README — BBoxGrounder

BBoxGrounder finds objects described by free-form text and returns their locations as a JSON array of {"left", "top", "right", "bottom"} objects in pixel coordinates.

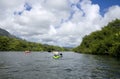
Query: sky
[{"left": 0, "top": 0, "right": 120, "bottom": 47}]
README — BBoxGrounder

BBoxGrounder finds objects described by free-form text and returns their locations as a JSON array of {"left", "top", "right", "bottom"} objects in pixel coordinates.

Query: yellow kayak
[{"left": 53, "top": 55, "right": 60, "bottom": 59}]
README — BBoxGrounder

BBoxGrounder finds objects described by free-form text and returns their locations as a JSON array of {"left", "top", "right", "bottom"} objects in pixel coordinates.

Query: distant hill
[
  {"left": 0, "top": 28, "right": 15, "bottom": 38},
  {"left": 0, "top": 28, "right": 67, "bottom": 51}
]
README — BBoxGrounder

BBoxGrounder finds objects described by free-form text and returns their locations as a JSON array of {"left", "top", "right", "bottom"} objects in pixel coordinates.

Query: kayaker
[
  {"left": 52, "top": 51, "right": 62, "bottom": 59},
  {"left": 25, "top": 50, "right": 31, "bottom": 54},
  {"left": 52, "top": 51, "right": 59, "bottom": 55}
]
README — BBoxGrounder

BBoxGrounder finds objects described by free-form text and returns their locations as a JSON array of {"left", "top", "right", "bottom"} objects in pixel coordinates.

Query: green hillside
[
  {"left": 0, "top": 28, "right": 65, "bottom": 51},
  {"left": 0, "top": 36, "right": 65, "bottom": 51},
  {"left": 73, "top": 19, "right": 120, "bottom": 57}
]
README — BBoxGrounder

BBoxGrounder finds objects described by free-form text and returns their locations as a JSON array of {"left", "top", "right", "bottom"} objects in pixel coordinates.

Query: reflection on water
[{"left": 0, "top": 52, "right": 120, "bottom": 79}]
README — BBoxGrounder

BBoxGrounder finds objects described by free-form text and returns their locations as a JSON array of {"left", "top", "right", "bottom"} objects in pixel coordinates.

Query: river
[{"left": 0, "top": 52, "right": 120, "bottom": 79}]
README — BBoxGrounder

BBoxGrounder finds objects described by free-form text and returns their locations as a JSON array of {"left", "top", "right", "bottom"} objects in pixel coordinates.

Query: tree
[{"left": 73, "top": 19, "right": 120, "bottom": 57}]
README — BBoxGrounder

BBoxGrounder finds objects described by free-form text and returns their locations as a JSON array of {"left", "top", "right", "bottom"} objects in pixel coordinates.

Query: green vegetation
[
  {"left": 73, "top": 19, "right": 120, "bottom": 57},
  {"left": 0, "top": 36, "right": 65, "bottom": 51}
]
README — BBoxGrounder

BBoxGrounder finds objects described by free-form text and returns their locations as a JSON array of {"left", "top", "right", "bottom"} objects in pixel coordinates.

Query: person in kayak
[
  {"left": 52, "top": 51, "right": 59, "bottom": 55},
  {"left": 52, "top": 51, "right": 62, "bottom": 59}
]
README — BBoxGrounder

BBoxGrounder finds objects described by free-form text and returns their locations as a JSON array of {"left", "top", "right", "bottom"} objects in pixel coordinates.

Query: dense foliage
[
  {"left": 73, "top": 19, "right": 120, "bottom": 57},
  {"left": 0, "top": 36, "right": 65, "bottom": 51}
]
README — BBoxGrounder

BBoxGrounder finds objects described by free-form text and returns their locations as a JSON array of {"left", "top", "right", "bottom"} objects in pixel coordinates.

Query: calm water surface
[{"left": 0, "top": 52, "right": 120, "bottom": 79}]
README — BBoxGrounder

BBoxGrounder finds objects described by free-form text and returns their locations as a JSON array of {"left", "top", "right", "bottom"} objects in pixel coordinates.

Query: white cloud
[
  {"left": 49, "top": 25, "right": 57, "bottom": 35},
  {"left": 43, "top": 0, "right": 69, "bottom": 11},
  {"left": 0, "top": 0, "right": 120, "bottom": 47},
  {"left": 101, "top": 5, "right": 120, "bottom": 26}
]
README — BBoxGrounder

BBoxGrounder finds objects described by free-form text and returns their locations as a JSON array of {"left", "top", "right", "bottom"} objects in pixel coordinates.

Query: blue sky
[
  {"left": 14, "top": 2, "right": 32, "bottom": 15},
  {"left": 0, "top": 0, "right": 120, "bottom": 47},
  {"left": 92, "top": 0, "right": 120, "bottom": 16}
]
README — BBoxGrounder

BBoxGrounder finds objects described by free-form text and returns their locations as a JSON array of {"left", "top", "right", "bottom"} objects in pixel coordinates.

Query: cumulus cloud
[
  {"left": 101, "top": 5, "right": 120, "bottom": 26},
  {"left": 0, "top": 0, "right": 120, "bottom": 47}
]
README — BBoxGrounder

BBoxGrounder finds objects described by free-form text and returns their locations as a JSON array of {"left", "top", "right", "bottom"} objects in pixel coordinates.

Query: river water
[{"left": 0, "top": 52, "right": 120, "bottom": 79}]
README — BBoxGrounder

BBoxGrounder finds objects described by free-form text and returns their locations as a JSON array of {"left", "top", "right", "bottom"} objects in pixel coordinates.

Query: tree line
[
  {"left": 73, "top": 19, "right": 120, "bottom": 57},
  {"left": 0, "top": 36, "right": 65, "bottom": 51}
]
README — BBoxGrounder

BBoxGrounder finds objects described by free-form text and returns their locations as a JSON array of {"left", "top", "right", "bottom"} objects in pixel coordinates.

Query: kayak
[
  {"left": 53, "top": 55, "right": 61, "bottom": 59},
  {"left": 25, "top": 50, "right": 31, "bottom": 53}
]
